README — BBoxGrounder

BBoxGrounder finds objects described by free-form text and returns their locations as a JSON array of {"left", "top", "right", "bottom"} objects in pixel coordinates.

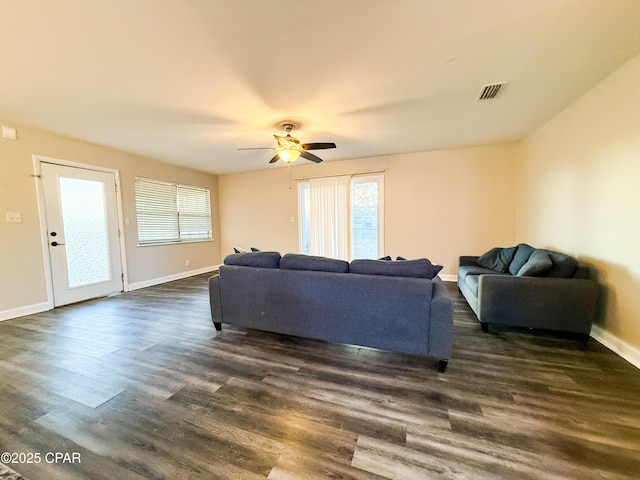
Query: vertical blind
[
  {"left": 309, "top": 175, "right": 351, "bottom": 260},
  {"left": 135, "top": 177, "right": 212, "bottom": 244}
]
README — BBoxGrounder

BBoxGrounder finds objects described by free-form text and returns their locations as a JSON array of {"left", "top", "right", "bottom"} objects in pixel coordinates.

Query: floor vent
[{"left": 476, "top": 82, "right": 507, "bottom": 100}]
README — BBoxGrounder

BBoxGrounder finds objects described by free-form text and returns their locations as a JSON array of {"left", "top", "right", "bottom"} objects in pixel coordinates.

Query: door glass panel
[
  {"left": 351, "top": 180, "right": 379, "bottom": 259},
  {"left": 59, "top": 177, "right": 112, "bottom": 288}
]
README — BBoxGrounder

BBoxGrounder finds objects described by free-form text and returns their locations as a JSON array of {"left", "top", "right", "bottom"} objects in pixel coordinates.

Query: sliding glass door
[
  {"left": 350, "top": 176, "right": 384, "bottom": 259},
  {"left": 298, "top": 174, "right": 384, "bottom": 260}
]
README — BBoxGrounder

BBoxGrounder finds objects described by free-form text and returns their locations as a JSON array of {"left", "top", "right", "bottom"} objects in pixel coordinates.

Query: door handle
[{"left": 51, "top": 241, "right": 65, "bottom": 247}]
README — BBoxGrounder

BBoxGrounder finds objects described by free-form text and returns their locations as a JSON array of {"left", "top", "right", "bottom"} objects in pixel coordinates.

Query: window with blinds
[{"left": 135, "top": 177, "right": 212, "bottom": 245}]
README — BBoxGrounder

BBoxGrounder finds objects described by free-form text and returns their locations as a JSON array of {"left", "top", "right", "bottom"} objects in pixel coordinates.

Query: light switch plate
[
  {"left": 6, "top": 212, "right": 22, "bottom": 223},
  {"left": 2, "top": 126, "right": 17, "bottom": 140}
]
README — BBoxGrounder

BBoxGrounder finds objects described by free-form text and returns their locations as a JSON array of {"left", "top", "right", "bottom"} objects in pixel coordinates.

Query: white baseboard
[
  {"left": 0, "top": 301, "right": 52, "bottom": 322},
  {"left": 590, "top": 324, "right": 640, "bottom": 370},
  {"left": 439, "top": 274, "right": 457, "bottom": 282},
  {"left": 128, "top": 265, "right": 220, "bottom": 291}
]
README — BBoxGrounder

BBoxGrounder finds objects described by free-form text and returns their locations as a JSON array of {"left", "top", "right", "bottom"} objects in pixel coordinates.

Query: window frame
[{"left": 134, "top": 177, "right": 213, "bottom": 246}]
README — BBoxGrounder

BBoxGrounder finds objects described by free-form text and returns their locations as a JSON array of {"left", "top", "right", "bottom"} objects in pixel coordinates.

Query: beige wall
[
  {"left": 0, "top": 124, "right": 221, "bottom": 316},
  {"left": 219, "top": 144, "right": 519, "bottom": 277},
  {"left": 518, "top": 54, "right": 640, "bottom": 357}
]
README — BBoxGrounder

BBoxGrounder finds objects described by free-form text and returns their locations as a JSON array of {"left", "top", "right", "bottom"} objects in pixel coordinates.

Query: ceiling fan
[{"left": 238, "top": 123, "right": 336, "bottom": 164}]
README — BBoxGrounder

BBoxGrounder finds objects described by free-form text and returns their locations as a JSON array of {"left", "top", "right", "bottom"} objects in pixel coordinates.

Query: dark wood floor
[{"left": 1, "top": 275, "right": 639, "bottom": 479}]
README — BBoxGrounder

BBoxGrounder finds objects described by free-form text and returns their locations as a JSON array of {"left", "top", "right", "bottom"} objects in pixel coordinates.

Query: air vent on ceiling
[{"left": 476, "top": 82, "right": 507, "bottom": 101}]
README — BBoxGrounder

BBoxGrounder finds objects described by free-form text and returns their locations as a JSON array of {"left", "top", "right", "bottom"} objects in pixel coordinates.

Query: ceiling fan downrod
[{"left": 282, "top": 123, "right": 295, "bottom": 135}]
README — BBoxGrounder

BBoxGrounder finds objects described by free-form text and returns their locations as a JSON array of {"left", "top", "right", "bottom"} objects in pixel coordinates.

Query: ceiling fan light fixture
[
  {"left": 239, "top": 122, "right": 335, "bottom": 164},
  {"left": 277, "top": 148, "right": 301, "bottom": 163}
]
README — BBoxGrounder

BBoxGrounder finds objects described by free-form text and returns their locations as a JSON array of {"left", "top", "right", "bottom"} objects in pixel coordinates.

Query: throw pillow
[
  {"left": 379, "top": 255, "right": 392, "bottom": 261},
  {"left": 250, "top": 247, "right": 261, "bottom": 252},
  {"left": 477, "top": 246, "right": 517, "bottom": 273},
  {"left": 233, "top": 246, "right": 247, "bottom": 253},
  {"left": 508, "top": 243, "right": 536, "bottom": 275},
  {"left": 516, "top": 249, "right": 553, "bottom": 276}
]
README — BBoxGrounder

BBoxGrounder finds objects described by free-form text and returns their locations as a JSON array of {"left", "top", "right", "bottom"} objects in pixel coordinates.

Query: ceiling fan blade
[
  {"left": 300, "top": 151, "right": 323, "bottom": 163},
  {"left": 301, "top": 142, "right": 336, "bottom": 150},
  {"left": 275, "top": 134, "right": 301, "bottom": 149},
  {"left": 274, "top": 134, "right": 286, "bottom": 147},
  {"left": 269, "top": 155, "right": 280, "bottom": 163}
]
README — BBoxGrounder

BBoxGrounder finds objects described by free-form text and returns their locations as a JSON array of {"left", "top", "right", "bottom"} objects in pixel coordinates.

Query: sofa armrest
[
  {"left": 478, "top": 275, "right": 598, "bottom": 334},
  {"left": 428, "top": 280, "right": 454, "bottom": 361},
  {"left": 208, "top": 274, "right": 223, "bottom": 330},
  {"left": 459, "top": 256, "right": 480, "bottom": 267}
]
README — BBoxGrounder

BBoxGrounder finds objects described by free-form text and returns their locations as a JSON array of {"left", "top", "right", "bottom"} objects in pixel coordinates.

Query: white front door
[{"left": 41, "top": 163, "right": 123, "bottom": 306}]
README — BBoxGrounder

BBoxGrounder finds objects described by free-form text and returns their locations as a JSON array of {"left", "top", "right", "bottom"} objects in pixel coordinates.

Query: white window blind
[{"left": 135, "top": 177, "right": 212, "bottom": 245}]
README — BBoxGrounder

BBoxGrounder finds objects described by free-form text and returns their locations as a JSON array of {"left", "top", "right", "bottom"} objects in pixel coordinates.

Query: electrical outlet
[
  {"left": 6, "top": 212, "right": 22, "bottom": 223},
  {"left": 185, "top": 259, "right": 190, "bottom": 266}
]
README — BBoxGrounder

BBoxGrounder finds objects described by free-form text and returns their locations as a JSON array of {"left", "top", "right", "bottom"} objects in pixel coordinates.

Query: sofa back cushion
[
  {"left": 350, "top": 258, "right": 442, "bottom": 279},
  {"left": 477, "top": 246, "right": 517, "bottom": 273},
  {"left": 516, "top": 249, "right": 553, "bottom": 276},
  {"left": 543, "top": 250, "right": 578, "bottom": 278},
  {"left": 280, "top": 253, "right": 349, "bottom": 273},
  {"left": 224, "top": 251, "right": 281, "bottom": 268},
  {"left": 508, "top": 243, "right": 536, "bottom": 275},
  {"left": 512, "top": 248, "right": 578, "bottom": 278}
]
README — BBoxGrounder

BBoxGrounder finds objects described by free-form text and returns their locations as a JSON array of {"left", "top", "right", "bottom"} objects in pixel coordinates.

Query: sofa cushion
[
  {"left": 508, "top": 243, "right": 536, "bottom": 275},
  {"left": 465, "top": 274, "right": 481, "bottom": 294},
  {"left": 516, "top": 249, "right": 553, "bottom": 276},
  {"left": 477, "top": 246, "right": 517, "bottom": 273},
  {"left": 224, "top": 251, "right": 281, "bottom": 268},
  {"left": 457, "top": 265, "right": 499, "bottom": 283},
  {"left": 543, "top": 250, "right": 578, "bottom": 278},
  {"left": 396, "top": 256, "right": 444, "bottom": 274},
  {"left": 280, "top": 253, "right": 349, "bottom": 273},
  {"left": 350, "top": 258, "right": 442, "bottom": 279}
]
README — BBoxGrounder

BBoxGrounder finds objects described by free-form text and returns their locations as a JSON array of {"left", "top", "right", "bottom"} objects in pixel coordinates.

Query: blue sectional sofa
[
  {"left": 209, "top": 252, "right": 454, "bottom": 372},
  {"left": 458, "top": 243, "right": 599, "bottom": 341}
]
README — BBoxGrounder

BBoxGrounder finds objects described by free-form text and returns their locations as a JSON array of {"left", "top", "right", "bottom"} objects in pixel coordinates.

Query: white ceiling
[{"left": 2, "top": 0, "right": 640, "bottom": 174}]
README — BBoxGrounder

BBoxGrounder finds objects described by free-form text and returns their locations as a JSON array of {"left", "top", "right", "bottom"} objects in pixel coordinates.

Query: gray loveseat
[
  {"left": 458, "top": 243, "right": 598, "bottom": 341},
  {"left": 209, "top": 252, "right": 454, "bottom": 372}
]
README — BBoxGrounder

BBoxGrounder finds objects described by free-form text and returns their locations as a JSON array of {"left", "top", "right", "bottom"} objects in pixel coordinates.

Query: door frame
[{"left": 33, "top": 155, "right": 129, "bottom": 310}]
